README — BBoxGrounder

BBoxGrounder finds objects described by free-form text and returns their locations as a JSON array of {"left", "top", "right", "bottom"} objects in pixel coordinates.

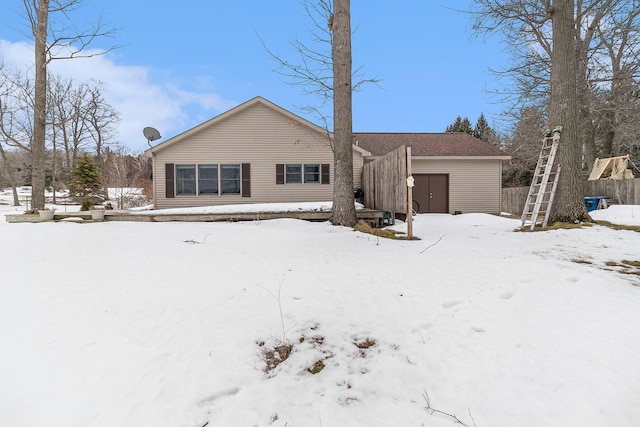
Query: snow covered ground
[{"left": 1, "top": 193, "right": 639, "bottom": 427}]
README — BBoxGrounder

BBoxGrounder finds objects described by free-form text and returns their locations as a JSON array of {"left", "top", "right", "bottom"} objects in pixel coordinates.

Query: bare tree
[
  {"left": 264, "top": 0, "right": 377, "bottom": 124},
  {"left": 471, "top": 0, "right": 638, "bottom": 170},
  {"left": 0, "top": 68, "right": 34, "bottom": 205},
  {"left": 0, "top": 69, "right": 36, "bottom": 153},
  {"left": 47, "top": 73, "right": 73, "bottom": 200},
  {"left": 264, "top": 0, "right": 379, "bottom": 226},
  {"left": 85, "top": 81, "right": 119, "bottom": 173},
  {"left": 0, "top": 75, "right": 19, "bottom": 205},
  {"left": 502, "top": 106, "right": 547, "bottom": 187},
  {"left": 23, "top": 0, "right": 117, "bottom": 210},
  {"left": 472, "top": 0, "right": 553, "bottom": 111},
  {"left": 266, "top": 0, "right": 335, "bottom": 121},
  {"left": 64, "top": 81, "right": 90, "bottom": 167},
  {"left": 30, "top": 0, "right": 50, "bottom": 210},
  {"left": 2, "top": 68, "right": 120, "bottom": 206},
  {"left": 329, "top": 0, "right": 356, "bottom": 226},
  {"left": 473, "top": 0, "right": 597, "bottom": 221},
  {"left": 572, "top": 0, "right": 617, "bottom": 169},
  {"left": 547, "top": 0, "right": 590, "bottom": 223},
  {"left": 0, "top": 143, "right": 21, "bottom": 206},
  {"left": 48, "top": 77, "right": 119, "bottom": 195},
  {"left": 590, "top": 0, "right": 640, "bottom": 160},
  {"left": 48, "top": 76, "right": 90, "bottom": 170},
  {"left": 102, "top": 145, "right": 149, "bottom": 208}
]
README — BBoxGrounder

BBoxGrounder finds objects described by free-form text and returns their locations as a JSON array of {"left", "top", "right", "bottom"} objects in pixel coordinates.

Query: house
[
  {"left": 146, "top": 97, "right": 369, "bottom": 210},
  {"left": 353, "top": 133, "right": 510, "bottom": 214},
  {"left": 145, "top": 96, "right": 510, "bottom": 214}
]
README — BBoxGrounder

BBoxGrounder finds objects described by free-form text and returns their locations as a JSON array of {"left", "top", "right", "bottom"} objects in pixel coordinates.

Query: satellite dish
[{"left": 143, "top": 127, "right": 161, "bottom": 147}]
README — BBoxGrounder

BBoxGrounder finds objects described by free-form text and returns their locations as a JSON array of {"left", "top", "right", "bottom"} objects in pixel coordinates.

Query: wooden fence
[
  {"left": 362, "top": 145, "right": 408, "bottom": 214},
  {"left": 502, "top": 178, "right": 640, "bottom": 214}
]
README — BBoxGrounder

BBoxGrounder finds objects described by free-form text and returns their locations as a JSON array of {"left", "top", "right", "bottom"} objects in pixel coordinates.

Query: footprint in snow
[
  {"left": 442, "top": 300, "right": 462, "bottom": 309},
  {"left": 499, "top": 291, "right": 514, "bottom": 300},
  {"left": 196, "top": 386, "right": 241, "bottom": 407},
  {"left": 415, "top": 322, "right": 432, "bottom": 330}
]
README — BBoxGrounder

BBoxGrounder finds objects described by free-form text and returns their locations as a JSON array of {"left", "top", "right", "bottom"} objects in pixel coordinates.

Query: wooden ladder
[{"left": 521, "top": 126, "right": 562, "bottom": 230}]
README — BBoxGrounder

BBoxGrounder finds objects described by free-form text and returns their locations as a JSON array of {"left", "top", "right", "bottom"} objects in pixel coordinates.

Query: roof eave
[
  {"left": 364, "top": 154, "right": 511, "bottom": 160},
  {"left": 352, "top": 144, "right": 372, "bottom": 156},
  {"left": 410, "top": 155, "right": 512, "bottom": 161}
]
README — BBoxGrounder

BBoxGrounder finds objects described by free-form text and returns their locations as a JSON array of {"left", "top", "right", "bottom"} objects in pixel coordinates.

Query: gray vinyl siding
[
  {"left": 353, "top": 151, "right": 363, "bottom": 190},
  {"left": 412, "top": 158, "right": 503, "bottom": 214},
  {"left": 153, "top": 102, "right": 361, "bottom": 209}
]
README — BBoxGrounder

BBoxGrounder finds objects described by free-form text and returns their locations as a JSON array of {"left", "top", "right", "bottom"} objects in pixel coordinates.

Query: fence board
[
  {"left": 362, "top": 145, "right": 408, "bottom": 214},
  {"left": 502, "top": 178, "right": 640, "bottom": 214},
  {"left": 501, "top": 187, "right": 530, "bottom": 215}
]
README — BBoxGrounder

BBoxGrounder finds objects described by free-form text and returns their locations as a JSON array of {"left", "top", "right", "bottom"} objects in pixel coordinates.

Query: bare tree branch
[
  {"left": 260, "top": 0, "right": 380, "bottom": 128},
  {"left": 21, "top": 0, "right": 119, "bottom": 209}
]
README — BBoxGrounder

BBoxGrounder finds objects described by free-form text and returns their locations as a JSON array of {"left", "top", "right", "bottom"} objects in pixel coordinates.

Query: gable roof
[
  {"left": 145, "top": 96, "right": 339, "bottom": 155},
  {"left": 144, "top": 97, "right": 507, "bottom": 160},
  {"left": 353, "top": 132, "right": 510, "bottom": 158}
]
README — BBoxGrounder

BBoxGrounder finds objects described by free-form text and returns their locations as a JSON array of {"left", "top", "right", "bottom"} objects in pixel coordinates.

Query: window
[
  {"left": 176, "top": 165, "right": 196, "bottom": 195},
  {"left": 304, "top": 164, "right": 320, "bottom": 183},
  {"left": 277, "top": 163, "right": 329, "bottom": 185},
  {"left": 198, "top": 165, "right": 218, "bottom": 194},
  {"left": 170, "top": 163, "right": 248, "bottom": 197},
  {"left": 221, "top": 164, "right": 241, "bottom": 194},
  {"left": 286, "top": 164, "right": 302, "bottom": 183}
]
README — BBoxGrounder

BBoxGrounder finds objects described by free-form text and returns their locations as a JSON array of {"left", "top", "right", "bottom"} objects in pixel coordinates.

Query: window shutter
[
  {"left": 242, "top": 163, "right": 251, "bottom": 197},
  {"left": 321, "top": 164, "right": 330, "bottom": 184},
  {"left": 165, "top": 163, "right": 175, "bottom": 198},
  {"left": 276, "top": 164, "right": 285, "bottom": 184}
]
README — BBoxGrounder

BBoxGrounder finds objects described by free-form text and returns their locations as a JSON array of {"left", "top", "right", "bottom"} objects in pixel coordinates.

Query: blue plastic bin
[{"left": 584, "top": 196, "right": 609, "bottom": 212}]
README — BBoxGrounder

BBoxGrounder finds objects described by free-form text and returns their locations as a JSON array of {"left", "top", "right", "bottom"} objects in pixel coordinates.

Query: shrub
[
  {"left": 68, "top": 154, "right": 104, "bottom": 208},
  {"left": 80, "top": 199, "right": 94, "bottom": 211}
]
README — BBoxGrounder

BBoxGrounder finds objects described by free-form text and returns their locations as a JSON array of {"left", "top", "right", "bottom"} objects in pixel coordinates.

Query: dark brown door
[{"left": 413, "top": 174, "right": 449, "bottom": 213}]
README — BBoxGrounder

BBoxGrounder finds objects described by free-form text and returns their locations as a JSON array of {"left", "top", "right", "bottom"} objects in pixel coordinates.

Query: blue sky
[{"left": 0, "top": 0, "right": 509, "bottom": 152}]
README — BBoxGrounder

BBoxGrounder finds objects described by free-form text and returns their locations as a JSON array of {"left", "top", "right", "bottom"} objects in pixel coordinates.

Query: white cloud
[
  {"left": 0, "top": 40, "right": 34, "bottom": 70},
  {"left": 0, "top": 39, "right": 235, "bottom": 152}
]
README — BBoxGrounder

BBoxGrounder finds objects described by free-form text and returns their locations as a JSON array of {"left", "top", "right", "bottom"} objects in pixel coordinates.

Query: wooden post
[{"left": 406, "top": 146, "right": 413, "bottom": 239}]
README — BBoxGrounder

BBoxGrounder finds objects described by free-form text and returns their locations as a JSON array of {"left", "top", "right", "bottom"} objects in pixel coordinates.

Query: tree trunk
[
  {"left": 577, "top": 66, "right": 596, "bottom": 171},
  {"left": 602, "top": 126, "right": 615, "bottom": 158},
  {"left": 330, "top": 0, "right": 356, "bottom": 227},
  {"left": 0, "top": 143, "right": 21, "bottom": 206},
  {"left": 31, "top": 0, "right": 49, "bottom": 210},
  {"left": 574, "top": 0, "right": 609, "bottom": 174},
  {"left": 52, "top": 130, "right": 57, "bottom": 204},
  {"left": 548, "top": 0, "right": 590, "bottom": 223}
]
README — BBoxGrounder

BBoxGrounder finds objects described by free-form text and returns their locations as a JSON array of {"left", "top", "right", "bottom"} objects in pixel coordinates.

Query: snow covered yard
[{"left": 1, "top": 200, "right": 639, "bottom": 427}]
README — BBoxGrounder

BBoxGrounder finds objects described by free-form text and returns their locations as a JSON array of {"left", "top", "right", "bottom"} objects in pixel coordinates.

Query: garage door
[{"left": 413, "top": 174, "right": 449, "bottom": 213}]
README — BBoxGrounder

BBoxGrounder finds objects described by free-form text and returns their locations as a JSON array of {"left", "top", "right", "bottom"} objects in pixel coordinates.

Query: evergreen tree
[
  {"left": 68, "top": 153, "right": 103, "bottom": 209},
  {"left": 473, "top": 113, "right": 501, "bottom": 146},
  {"left": 473, "top": 113, "right": 490, "bottom": 140},
  {"left": 445, "top": 116, "right": 473, "bottom": 134}
]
